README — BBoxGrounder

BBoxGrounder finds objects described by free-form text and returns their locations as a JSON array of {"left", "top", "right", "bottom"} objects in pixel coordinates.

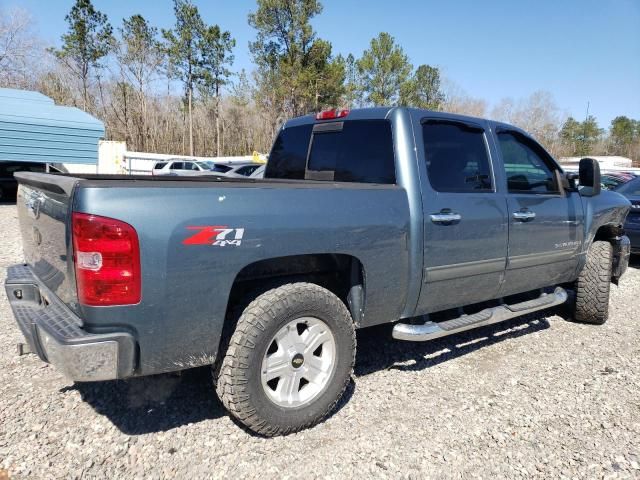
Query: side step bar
[{"left": 392, "top": 287, "right": 567, "bottom": 342}]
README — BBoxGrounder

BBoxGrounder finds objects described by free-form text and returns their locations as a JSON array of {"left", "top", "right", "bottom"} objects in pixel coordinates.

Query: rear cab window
[
  {"left": 421, "top": 120, "right": 493, "bottom": 192},
  {"left": 153, "top": 162, "right": 167, "bottom": 170},
  {"left": 265, "top": 119, "right": 396, "bottom": 184}
]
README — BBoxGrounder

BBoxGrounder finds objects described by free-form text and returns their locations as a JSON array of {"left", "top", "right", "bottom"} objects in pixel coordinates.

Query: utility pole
[{"left": 582, "top": 101, "right": 590, "bottom": 155}]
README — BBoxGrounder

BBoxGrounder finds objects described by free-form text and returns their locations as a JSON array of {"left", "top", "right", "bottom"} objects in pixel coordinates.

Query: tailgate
[{"left": 14, "top": 172, "right": 79, "bottom": 307}]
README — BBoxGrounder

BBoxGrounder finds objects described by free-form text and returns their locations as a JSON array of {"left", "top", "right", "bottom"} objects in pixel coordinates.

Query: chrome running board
[{"left": 392, "top": 287, "right": 567, "bottom": 342}]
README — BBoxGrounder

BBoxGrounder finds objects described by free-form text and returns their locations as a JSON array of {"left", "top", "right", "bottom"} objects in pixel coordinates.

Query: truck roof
[{"left": 283, "top": 106, "right": 530, "bottom": 139}]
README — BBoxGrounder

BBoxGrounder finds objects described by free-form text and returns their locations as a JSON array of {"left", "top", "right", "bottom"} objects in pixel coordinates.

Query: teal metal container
[{"left": 0, "top": 88, "right": 104, "bottom": 164}]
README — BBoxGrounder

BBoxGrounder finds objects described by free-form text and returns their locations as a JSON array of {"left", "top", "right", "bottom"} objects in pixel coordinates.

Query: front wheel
[
  {"left": 573, "top": 240, "right": 613, "bottom": 325},
  {"left": 215, "top": 282, "right": 356, "bottom": 436}
]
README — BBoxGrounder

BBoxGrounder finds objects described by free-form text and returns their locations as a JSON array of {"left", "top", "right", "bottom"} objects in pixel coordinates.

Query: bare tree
[
  {"left": 491, "top": 91, "right": 562, "bottom": 155},
  {"left": 0, "top": 7, "right": 42, "bottom": 88},
  {"left": 441, "top": 79, "right": 487, "bottom": 117}
]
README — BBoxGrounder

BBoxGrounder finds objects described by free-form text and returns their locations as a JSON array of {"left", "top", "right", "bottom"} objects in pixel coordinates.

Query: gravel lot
[{"left": 0, "top": 201, "right": 639, "bottom": 479}]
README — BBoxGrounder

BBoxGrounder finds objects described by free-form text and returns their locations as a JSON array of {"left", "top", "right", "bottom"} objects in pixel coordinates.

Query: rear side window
[
  {"left": 170, "top": 162, "right": 184, "bottom": 170},
  {"left": 422, "top": 121, "right": 493, "bottom": 192},
  {"left": 307, "top": 120, "right": 395, "bottom": 184},
  {"left": 498, "top": 131, "right": 559, "bottom": 193},
  {"left": 236, "top": 165, "right": 260, "bottom": 176},
  {"left": 266, "top": 124, "right": 313, "bottom": 180},
  {"left": 153, "top": 162, "right": 167, "bottom": 170}
]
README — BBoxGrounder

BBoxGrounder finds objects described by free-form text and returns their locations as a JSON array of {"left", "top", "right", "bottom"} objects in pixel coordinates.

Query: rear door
[
  {"left": 416, "top": 118, "right": 509, "bottom": 314},
  {"left": 169, "top": 162, "right": 184, "bottom": 175},
  {"left": 494, "top": 128, "right": 584, "bottom": 295}
]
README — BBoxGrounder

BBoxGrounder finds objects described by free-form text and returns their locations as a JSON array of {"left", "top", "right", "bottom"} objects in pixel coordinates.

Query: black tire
[
  {"left": 573, "top": 240, "right": 613, "bottom": 325},
  {"left": 215, "top": 282, "right": 356, "bottom": 436}
]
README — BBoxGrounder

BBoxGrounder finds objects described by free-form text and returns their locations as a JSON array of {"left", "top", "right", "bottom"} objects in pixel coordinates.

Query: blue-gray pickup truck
[{"left": 5, "top": 107, "right": 632, "bottom": 435}]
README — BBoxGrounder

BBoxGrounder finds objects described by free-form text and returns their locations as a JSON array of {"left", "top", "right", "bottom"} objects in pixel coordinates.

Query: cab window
[
  {"left": 306, "top": 120, "right": 396, "bottom": 184},
  {"left": 497, "top": 131, "right": 559, "bottom": 194},
  {"left": 422, "top": 120, "right": 493, "bottom": 192}
]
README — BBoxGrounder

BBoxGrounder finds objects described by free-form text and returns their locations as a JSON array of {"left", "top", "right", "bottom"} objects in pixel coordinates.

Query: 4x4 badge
[{"left": 183, "top": 226, "right": 245, "bottom": 247}]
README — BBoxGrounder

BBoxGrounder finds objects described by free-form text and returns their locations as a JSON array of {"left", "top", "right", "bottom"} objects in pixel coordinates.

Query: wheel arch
[
  {"left": 592, "top": 223, "right": 625, "bottom": 243},
  {"left": 224, "top": 253, "right": 366, "bottom": 328}
]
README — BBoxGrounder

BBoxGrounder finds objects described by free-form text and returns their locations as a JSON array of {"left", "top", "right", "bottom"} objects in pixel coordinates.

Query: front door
[
  {"left": 495, "top": 129, "right": 584, "bottom": 296},
  {"left": 416, "top": 118, "right": 509, "bottom": 315}
]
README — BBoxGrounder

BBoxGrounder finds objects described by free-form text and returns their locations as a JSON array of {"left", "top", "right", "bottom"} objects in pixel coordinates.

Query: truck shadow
[
  {"left": 355, "top": 310, "right": 553, "bottom": 377},
  {"left": 70, "top": 310, "right": 555, "bottom": 436},
  {"left": 629, "top": 254, "right": 640, "bottom": 269},
  {"left": 69, "top": 360, "right": 356, "bottom": 437},
  {"left": 69, "top": 367, "right": 225, "bottom": 435}
]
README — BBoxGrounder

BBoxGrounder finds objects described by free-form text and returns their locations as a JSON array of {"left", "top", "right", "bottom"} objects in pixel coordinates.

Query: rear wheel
[
  {"left": 573, "top": 241, "right": 613, "bottom": 325},
  {"left": 215, "top": 282, "right": 356, "bottom": 436}
]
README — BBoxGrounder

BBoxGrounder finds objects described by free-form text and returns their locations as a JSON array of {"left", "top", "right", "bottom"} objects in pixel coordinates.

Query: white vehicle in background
[
  {"left": 201, "top": 161, "right": 264, "bottom": 178},
  {"left": 248, "top": 165, "right": 265, "bottom": 178},
  {"left": 152, "top": 159, "right": 212, "bottom": 176}
]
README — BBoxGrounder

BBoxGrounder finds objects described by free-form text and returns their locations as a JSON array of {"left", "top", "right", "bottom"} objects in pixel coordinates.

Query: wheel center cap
[{"left": 291, "top": 353, "right": 305, "bottom": 369}]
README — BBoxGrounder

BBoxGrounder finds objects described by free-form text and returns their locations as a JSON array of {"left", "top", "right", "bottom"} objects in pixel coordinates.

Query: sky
[{"left": 3, "top": 0, "right": 639, "bottom": 127}]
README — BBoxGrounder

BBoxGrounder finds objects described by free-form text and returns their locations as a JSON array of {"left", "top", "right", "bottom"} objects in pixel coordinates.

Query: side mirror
[{"left": 579, "top": 157, "right": 601, "bottom": 197}]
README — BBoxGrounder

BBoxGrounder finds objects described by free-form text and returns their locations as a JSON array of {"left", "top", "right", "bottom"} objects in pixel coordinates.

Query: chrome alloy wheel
[{"left": 260, "top": 317, "right": 337, "bottom": 408}]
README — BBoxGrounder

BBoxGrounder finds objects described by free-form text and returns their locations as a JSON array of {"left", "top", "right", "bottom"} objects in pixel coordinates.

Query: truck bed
[{"left": 13, "top": 171, "right": 410, "bottom": 376}]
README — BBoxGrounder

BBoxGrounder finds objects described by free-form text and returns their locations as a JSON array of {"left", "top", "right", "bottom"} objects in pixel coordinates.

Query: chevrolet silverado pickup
[{"left": 5, "top": 107, "right": 631, "bottom": 436}]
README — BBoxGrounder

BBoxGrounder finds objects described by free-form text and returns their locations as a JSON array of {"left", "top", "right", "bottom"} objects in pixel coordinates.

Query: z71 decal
[{"left": 183, "top": 226, "right": 245, "bottom": 247}]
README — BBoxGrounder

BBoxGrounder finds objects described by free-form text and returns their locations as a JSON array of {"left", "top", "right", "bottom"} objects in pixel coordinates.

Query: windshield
[{"left": 616, "top": 177, "right": 640, "bottom": 195}]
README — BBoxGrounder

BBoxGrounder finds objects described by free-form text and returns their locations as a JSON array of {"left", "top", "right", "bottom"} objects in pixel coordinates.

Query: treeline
[{"left": 1, "top": 0, "right": 639, "bottom": 163}]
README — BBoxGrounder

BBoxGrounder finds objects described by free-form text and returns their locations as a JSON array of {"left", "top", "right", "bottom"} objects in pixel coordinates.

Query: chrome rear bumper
[{"left": 4, "top": 264, "right": 135, "bottom": 381}]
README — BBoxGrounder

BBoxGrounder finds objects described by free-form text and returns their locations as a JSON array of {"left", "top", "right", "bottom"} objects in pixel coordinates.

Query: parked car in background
[
  {"left": 201, "top": 161, "right": 263, "bottom": 177},
  {"left": 0, "top": 162, "right": 47, "bottom": 200},
  {"left": 615, "top": 176, "right": 640, "bottom": 252},
  {"left": 601, "top": 172, "right": 637, "bottom": 190},
  {"left": 224, "top": 163, "right": 264, "bottom": 178},
  {"left": 249, "top": 164, "right": 265, "bottom": 178},
  {"left": 152, "top": 159, "right": 211, "bottom": 176}
]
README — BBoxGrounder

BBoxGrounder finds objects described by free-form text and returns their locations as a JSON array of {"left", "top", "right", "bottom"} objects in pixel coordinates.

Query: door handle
[
  {"left": 430, "top": 212, "right": 462, "bottom": 224},
  {"left": 513, "top": 210, "right": 536, "bottom": 221}
]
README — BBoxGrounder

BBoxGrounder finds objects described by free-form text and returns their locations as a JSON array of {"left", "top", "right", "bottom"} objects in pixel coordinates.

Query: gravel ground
[{"left": 0, "top": 201, "right": 639, "bottom": 479}]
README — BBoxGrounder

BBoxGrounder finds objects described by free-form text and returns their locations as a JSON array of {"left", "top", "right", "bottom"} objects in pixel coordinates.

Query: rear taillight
[
  {"left": 72, "top": 212, "right": 141, "bottom": 306},
  {"left": 315, "top": 108, "right": 349, "bottom": 120}
]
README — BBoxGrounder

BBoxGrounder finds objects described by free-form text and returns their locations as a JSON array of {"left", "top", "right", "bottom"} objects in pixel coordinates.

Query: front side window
[
  {"left": 422, "top": 120, "right": 493, "bottom": 192},
  {"left": 306, "top": 120, "right": 396, "bottom": 184},
  {"left": 498, "top": 131, "right": 558, "bottom": 193}
]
